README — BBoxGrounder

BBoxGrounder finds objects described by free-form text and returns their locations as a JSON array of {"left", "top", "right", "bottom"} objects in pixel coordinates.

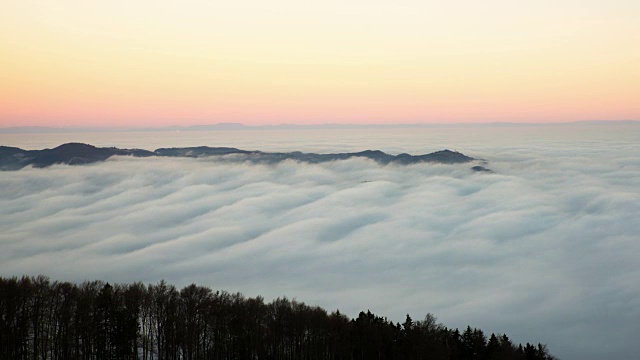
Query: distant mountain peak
[{"left": 0, "top": 143, "right": 490, "bottom": 172}]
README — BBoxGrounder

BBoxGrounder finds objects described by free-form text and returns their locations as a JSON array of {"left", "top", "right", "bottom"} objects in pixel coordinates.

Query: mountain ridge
[
  {"left": 1, "top": 120, "right": 638, "bottom": 133},
  {"left": 0, "top": 143, "right": 488, "bottom": 171}
]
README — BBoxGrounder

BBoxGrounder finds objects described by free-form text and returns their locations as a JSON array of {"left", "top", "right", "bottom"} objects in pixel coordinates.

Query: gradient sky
[{"left": 1, "top": 0, "right": 639, "bottom": 127}]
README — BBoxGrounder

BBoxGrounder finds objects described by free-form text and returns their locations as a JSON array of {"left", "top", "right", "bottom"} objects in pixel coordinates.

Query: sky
[
  {"left": 2, "top": 125, "right": 640, "bottom": 360},
  {"left": 1, "top": 0, "right": 639, "bottom": 127}
]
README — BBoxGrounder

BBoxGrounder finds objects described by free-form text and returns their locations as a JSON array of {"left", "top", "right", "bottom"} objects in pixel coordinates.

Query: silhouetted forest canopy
[{"left": 0, "top": 276, "right": 557, "bottom": 360}]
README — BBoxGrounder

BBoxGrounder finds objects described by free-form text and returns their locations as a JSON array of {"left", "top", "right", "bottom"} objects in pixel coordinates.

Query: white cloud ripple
[{"left": 1, "top": 147, "right": 640, "bottom": 360}]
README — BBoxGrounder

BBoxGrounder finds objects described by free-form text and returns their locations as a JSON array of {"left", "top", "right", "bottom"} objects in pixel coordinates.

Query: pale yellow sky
[{"left": 1, "top": 0, "right": 639, "bottom": 126}]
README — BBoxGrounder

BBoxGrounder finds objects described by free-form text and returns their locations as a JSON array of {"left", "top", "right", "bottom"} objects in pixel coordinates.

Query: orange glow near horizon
[{"left": 1, "top": 1, "right": 639, "bottom": 127}]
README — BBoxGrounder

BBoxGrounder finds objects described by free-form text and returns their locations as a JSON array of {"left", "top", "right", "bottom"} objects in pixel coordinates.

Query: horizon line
[{"left": 1, "top": 119, "right": 638, "bottom": 133}]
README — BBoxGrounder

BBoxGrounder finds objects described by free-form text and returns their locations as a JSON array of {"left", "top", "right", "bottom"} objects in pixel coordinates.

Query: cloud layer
[{"left": 1, "top": 131, "right": 639, "bottom": 360}]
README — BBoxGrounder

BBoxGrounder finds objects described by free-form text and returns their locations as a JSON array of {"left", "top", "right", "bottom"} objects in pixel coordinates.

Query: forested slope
[{"left": 0, "top": 276, "right": 556, "bottom": 360}]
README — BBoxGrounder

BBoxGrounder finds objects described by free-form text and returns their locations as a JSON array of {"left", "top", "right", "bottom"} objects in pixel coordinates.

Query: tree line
[{"left": 0, "top": 275, "right": 557, "bottom": 360}]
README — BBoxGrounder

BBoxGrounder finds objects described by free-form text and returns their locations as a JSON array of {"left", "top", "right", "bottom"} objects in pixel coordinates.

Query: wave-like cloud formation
[{"left": 1, "top": 150, "right": 639, "bottom": 360}]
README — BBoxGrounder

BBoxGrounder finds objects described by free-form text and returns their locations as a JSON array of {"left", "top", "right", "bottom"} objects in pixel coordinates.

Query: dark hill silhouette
[
  {"left": 0, "top": 276, "right": 556, "bottom": 360},
  {"left": 0, "top": 143, "right": 490, "bottom": 171}
]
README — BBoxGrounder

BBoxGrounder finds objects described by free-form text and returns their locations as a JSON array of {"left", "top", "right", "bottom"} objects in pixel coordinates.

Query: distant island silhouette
[{"left": 0, "top": 143, "right": 492, "bottom": 172}]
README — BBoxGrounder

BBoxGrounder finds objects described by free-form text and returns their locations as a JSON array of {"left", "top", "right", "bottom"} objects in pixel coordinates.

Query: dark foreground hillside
[{"left": 0, "top": 276, "right": 556, "bottom": 360}]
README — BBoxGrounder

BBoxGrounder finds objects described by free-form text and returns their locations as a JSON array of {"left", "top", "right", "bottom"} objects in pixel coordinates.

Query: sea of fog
[{"left": 1, "top": 124, "right": 639, "bottom": 360}]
